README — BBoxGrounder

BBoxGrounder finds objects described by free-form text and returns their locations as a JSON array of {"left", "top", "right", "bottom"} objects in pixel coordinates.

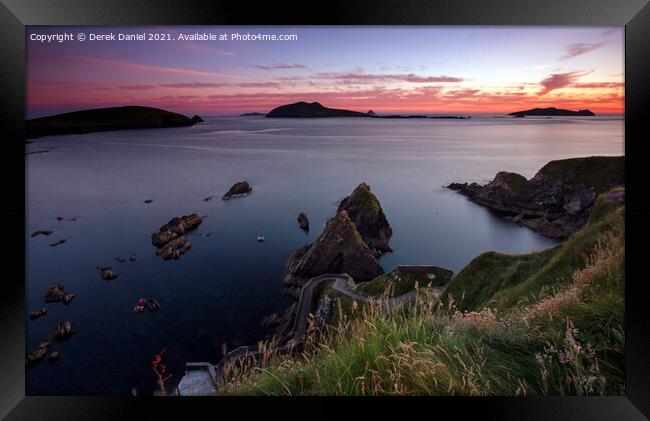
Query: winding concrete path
[{"left": 178, "top": 273, "right": 429, "bottom": 395}]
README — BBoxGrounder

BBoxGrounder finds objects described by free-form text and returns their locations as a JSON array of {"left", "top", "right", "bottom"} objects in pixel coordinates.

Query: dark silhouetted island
[
  {"left": 240, "top": 112, "right": 267, "bottom": 117},
  {"left": 26, "top": 106, "right": 204, "bottom": 139},
  {"left": 267, "top": 101, "right": 371, "bottom": 118},
  {"left": 508, "top": 107, "right": 595, "bottom": 117}
]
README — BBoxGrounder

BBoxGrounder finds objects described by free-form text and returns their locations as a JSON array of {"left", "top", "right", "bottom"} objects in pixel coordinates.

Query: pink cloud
[
  {"left": 538, "top": 71, "right": 590, "bottom": 95},
  {"left": 561, "top": 43, "right": 606, "bottom": 60},
  {"left": 246, "top": 63, "right": 308, "bottom": 70},
  {"left": 313, "top": 72, "right": 463, "bottom": 84}
]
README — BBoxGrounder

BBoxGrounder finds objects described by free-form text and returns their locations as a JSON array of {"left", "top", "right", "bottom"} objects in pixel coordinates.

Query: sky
[{"left": 26, "top": 26, "right": 624, "bottom": 118}]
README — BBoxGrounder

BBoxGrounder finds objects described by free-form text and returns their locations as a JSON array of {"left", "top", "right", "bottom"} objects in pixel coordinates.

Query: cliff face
[
  {"left": 337, "top": 183, "right": 393, "bottom": 254},
  {"left": 283, "top": 210, "right": 384, "bottom": 288},
  {"left": 448, "top": 156, "right": 624, "bottom": 239}
]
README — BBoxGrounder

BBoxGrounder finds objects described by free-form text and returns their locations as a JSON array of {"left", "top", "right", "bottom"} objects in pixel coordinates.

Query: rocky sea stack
[
  {"left": 283, "top": 210, "right": 384, "bottom": 290},
  {"left": 448, "top": 156, "right": 624, "bottom": 239},
  {"left": 337, "top": 183, "right": 393, "bottom": 254},
  {"left": 222, "top": 181, "right": 252, "bottom": 200}
]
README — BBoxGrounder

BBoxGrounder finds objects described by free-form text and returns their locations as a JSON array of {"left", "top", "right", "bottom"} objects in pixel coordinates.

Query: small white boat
[{"left": 257, "top": 229, "right": 265, "bottom": 242}]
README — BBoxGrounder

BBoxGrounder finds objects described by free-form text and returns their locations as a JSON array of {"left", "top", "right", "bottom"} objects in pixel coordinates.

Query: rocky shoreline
[{"left": 447, "top": 156, "right": 624, "bottom": 239}]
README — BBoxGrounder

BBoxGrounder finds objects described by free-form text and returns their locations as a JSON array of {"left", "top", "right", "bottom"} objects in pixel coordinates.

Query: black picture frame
[{"left": 1, "top": 0, "right": 649, "bottom": 419}]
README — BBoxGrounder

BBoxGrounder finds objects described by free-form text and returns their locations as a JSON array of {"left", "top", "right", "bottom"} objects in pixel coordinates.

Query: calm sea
[{"left": 25, "top": 115, "right": 624, "bottom": 394}]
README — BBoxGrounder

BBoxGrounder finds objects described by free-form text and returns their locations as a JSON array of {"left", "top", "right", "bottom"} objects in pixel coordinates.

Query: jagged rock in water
[
  {"left": 156, "top": 236, "right": 191, "bottom": 260},
  {"left": 447, "top": 156, "right": 624, "bottom": 239},
  {"left": 222, "top": 181, "right": 252, "bottom": 200},
  {"left": 297, "top": 212, "right": 309, "bottom": 231},
  {"left": 26, "top": 346, "right": 48, "bottom": 368},
  {"left": 337, "top": 183, "right": 393, "bottom": 254},
  {"left": 29, "top": 308, "right": 48, "bottom": 320},
  {"left": 53, "top": 321, "right": 74, "bottom": 341},
  {"left": 44, "top": 284, "right": 75, "bottom": 304},
  {"left": 151, "top": 214, "right": 202, "bottom": 259},
  {"left": 283, "top": 210, "right": 384, "bottom": 288},
  {"left": 98, "top": 266, "right": 119, "bottom": 281},
  {"left": 191, "top": 115, "right": 204, "bottom": 123}
]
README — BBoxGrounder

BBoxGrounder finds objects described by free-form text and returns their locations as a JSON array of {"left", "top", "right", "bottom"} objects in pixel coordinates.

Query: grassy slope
[{"left": 220, "top": 192, "right": 624, "bottom": 396}]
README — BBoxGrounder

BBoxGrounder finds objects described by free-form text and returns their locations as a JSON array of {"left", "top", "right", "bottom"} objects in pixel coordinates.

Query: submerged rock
[
  {"left": 31, "top": 229, "right": 53, "bottom": 237},
  {"left": 222, "top": 181, "right": 252, "bottom": 200},
  {"left": 129, "top": 253, "right": 137, "bottom": 262},
  {"left": 447, "top": 156, "right": 624, "bottom": 239},
  {"left": 297, "top": 212, "right": 309, "bottom": 231},
  {"left": 29, "top": 308, "right": 48, "bottom": 320},
  {"left": 115, "top": 256, "right": 126, "bottom": 263},
  {"left": 144, "top": 199, "right": 153, "bottom": 204},
  {"left": 283, "top": 210, "right": 384, "bottom": 288},
  {"left": 47, "top": 351, "right": 60, "bottom": 363},
  {"left": 337, "top": 183, "right": 393, "bottom": 254},
  {"left": 49, "top": 237, "right": 69, "bottom": 247}
]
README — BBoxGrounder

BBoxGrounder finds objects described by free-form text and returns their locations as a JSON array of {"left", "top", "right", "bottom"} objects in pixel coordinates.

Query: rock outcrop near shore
[
  {"left": 26, "top": 106, "right": 203, "bottom": 139},
  {"left": 151, "top": 214, "right": 203, "bottom": 260},
  {"left": 447, "top": 156, "right": 624, "bottom": 239},
  {"left": 337, "top": 183, "right": 393, "bottom": 254},
  {"left": 222, "top": 181, "right": 252, "bottom": 200},
  {"left": 297, "top": 212, "right": 309, "bottom": 231},
  {"left": 283, "top": 210, "right": 384, "bottom": 290}
]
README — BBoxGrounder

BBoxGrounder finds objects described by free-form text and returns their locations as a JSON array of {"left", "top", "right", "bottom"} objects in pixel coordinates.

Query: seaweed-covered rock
[
  {"left": 337, "top": 183, "right": 393, "bottom": 254},
  {"left": 222, "top": 181, "right": 252, "bottom": 200},
  {"left": 447, "top": 156, "right": 624, "bottom": 239},
  {"left": 283, "top": 210, "right": 384, "bottom": 288}
]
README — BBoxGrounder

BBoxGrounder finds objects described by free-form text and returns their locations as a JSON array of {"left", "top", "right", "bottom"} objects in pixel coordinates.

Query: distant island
[
  {"left": 266, "top": 101, "right": 370, "bottom": 118},
  {"left": 266, "top": 101, "right": 470, "bottom": 119},
  {"left": 239, "top": 112, "right": 267, "bottom": 117},
  {"left": 508, "top": 107, "right": 596, "bottom": 117},
  {"left": 26, "top": 106, "right": 203, "bottom": 139}
]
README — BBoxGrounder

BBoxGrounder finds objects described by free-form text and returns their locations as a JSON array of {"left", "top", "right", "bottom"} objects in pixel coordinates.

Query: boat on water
[{"left": 256, "top": 229, "right": 265, "bottom": 242}]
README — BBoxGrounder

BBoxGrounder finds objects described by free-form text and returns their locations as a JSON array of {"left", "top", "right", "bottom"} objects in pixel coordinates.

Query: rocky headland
[{"left": 448, "top": 156, "right": 624, "bottom": 239}]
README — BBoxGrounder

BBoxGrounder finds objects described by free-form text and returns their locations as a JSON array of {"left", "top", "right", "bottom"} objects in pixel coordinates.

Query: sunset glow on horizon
[{"left": 26, "top": 26, "right": 624, "bottom": 118}]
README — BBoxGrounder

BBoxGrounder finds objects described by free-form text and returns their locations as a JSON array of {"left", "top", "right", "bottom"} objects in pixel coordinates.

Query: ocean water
[{"left": 25, "top": 115, "right": 624, "bottom": 395}]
